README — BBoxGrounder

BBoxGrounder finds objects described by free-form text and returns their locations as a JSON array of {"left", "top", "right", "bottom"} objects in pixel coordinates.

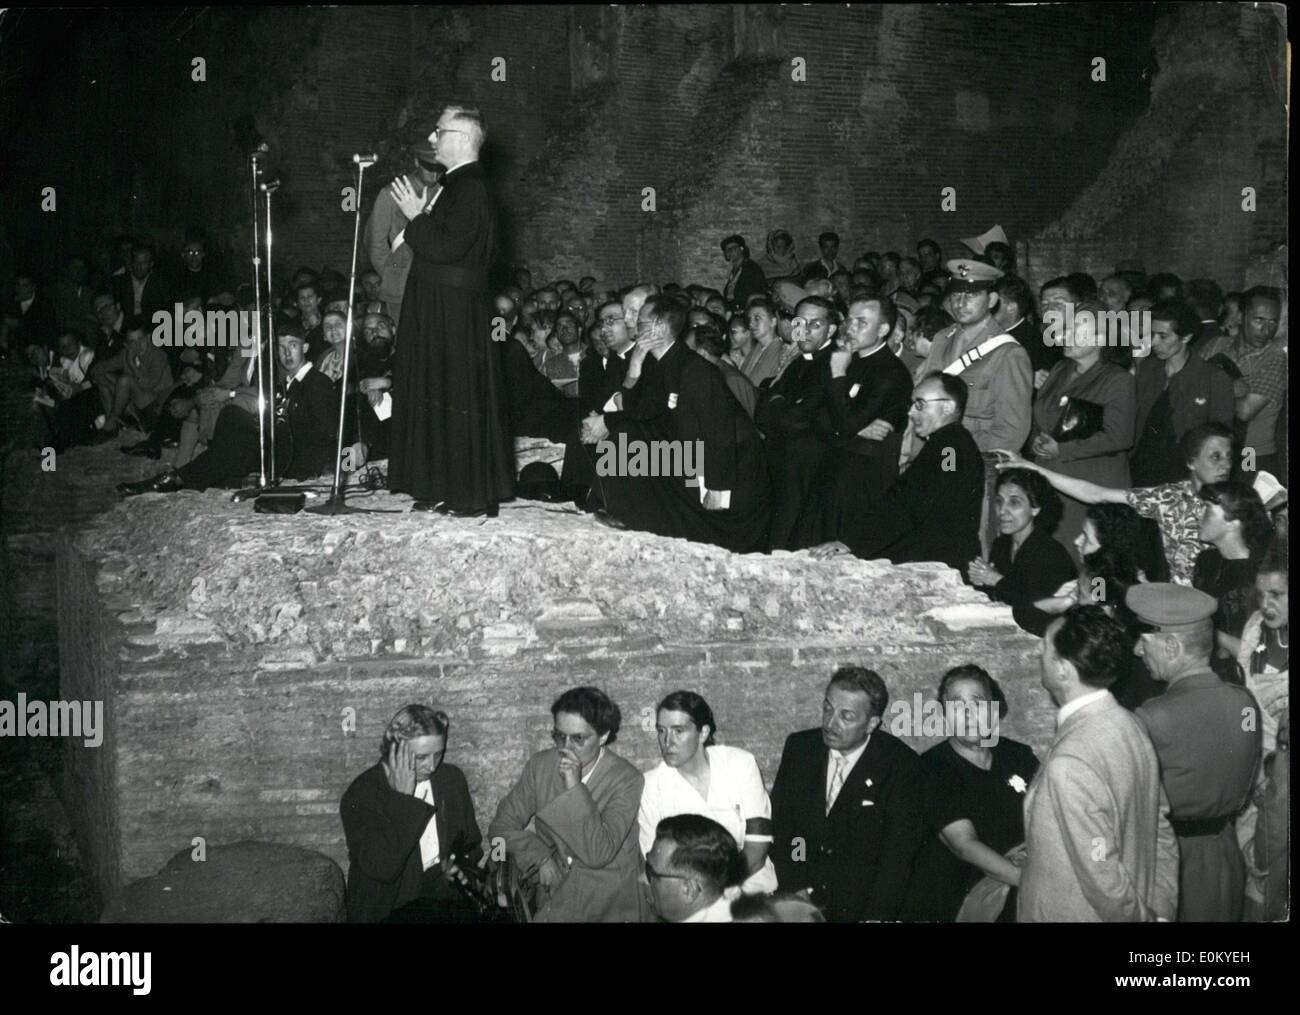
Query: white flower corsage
[{"left": 1008, "top": 774, "right": 1028, "bottom": 794}]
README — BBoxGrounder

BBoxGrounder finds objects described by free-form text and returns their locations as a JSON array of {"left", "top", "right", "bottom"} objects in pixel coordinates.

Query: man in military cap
[
  {"left": 906, "top": 258, "right": 1033, "bottom": 556},
  {"left": 720, "top": 234, "right": 767, "bottom": 313},
  {"left": 1129, "top": 583, "right": 1263, "bottom": 921}
]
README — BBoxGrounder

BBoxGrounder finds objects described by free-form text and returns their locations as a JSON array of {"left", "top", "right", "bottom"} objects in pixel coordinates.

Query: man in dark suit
[
  {"left": 7, "top": 271, "right": 57, "bottom": 356},
  {"left": 803, "top": 231, "right": 847, "bottom": 282},
  {"left": 388, "top": 103, "right": 514, "bottom": 517},
  {"left": 339, "top": 705, "right": 483, "bottom": 923},
  {"left": 112, "top": 243, "right": 173, "bottom": 325},
  {"left": 720, "top": 234, "right": 767, "bottom": 313},
  {"left": 771, "top": 666, "right": 924, "bottom": 922},
  {"left": 582, "top": 293, "right": 771, "bottom": 553},
  {"left": 755, "top": 295, "right": 839, "bottom": 550},
  {"left": 117, "top": 327, "right": 335, "bottom": 494},
  {"left": 811, "top": 371, "right": 985, "bottom": 573},
  {"left": 794, "top": 293, "right": 913, "bottom": 547}
]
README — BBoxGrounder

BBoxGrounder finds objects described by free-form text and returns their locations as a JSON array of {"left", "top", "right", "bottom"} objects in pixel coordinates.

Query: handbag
[
  {"left": 955, "top": 843, "right": 1025, "bottom": 922},
  {"left": 1050, "top": 396, "right": 1105, "bottom": 443}
]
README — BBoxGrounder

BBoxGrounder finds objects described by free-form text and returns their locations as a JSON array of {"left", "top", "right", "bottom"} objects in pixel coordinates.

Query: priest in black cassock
[
  {"left": 810, "top": 371, "right": 984, "bottom": 574},
  {"left": 581, "top": 293, "right": 771, "bottom": 554},
  {"left": 388, "top": 103, "right": 514, "bottom": 517}
]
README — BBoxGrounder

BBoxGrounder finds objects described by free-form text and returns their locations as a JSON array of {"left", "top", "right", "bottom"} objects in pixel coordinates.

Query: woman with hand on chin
[
  {"left": 637, "top": 691, "right": 777, "bottom": 897},
  {"left": 1193, "top": 482, "right": 1274, "bottom": 659},
  {"left": 967, "top": 468, "right": 1075, "bottom": 636},
  {"left": 488, "top": 687, "right": 647, "bottom": 922}
]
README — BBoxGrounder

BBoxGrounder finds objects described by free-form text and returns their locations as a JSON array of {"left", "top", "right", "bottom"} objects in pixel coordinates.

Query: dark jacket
[
  {"left": 1133, "top": 353, "right": 1235, "bottom": 445},
  {"left": 771, "top": 727, "right": 924, "bottom": 922},
  {"left": 726, "top": 258, "right": 768, "bottom": 312},
  {"left": 340, "top": 761, "right": 482, "bottom": 923},
  {"left": 844, "top": 420, "right": 985, "bottom": 571},
  {"left": 987, "top": 527, "right": 1077, "bottom": 636},
  {"left": 278, "top": 365, "right": 339, "bottom": 480}
]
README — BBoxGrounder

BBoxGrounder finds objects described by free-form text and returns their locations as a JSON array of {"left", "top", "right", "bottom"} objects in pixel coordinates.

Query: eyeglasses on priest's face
[
  {"left": 910, "top": 397, "right": 954, "bottom": 411},
  {"left": 431, "top": 126, "right": 468, "bottom": 140}
]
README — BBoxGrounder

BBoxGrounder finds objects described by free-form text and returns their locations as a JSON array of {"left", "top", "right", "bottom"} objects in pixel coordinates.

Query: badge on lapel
[
  {"left": 667, "top": 393, "right": 678, "bottom": 409},
  {"left": 1008, "top": 774, "right": 1028, "bottom": 794},
  {"left": 1194, "top": 397, "right": 1207, "bottom": 406},
  {"left": 849, "top": 383, "right": 862, "bottom": 398}
]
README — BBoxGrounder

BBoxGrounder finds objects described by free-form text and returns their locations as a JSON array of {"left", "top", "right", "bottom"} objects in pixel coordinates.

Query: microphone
[
  {"left": 259, "top": 178, "right": 282, "bottom": 193},
  {"left": 353, "top": 152, "right": 378, "bottom": 166}
]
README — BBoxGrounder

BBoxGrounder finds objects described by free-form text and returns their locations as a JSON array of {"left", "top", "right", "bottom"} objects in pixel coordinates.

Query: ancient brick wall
[{"left": 57, "top": 493, "right": 1049, "bottom": 897}]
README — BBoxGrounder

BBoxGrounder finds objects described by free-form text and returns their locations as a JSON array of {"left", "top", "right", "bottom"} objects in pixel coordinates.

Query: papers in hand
[
  {"left": 1253, "top": 471, "right": 1287, "bottom": 510},
  {"left": 374, "top": 392, "right": 393, "bottom": 421}
]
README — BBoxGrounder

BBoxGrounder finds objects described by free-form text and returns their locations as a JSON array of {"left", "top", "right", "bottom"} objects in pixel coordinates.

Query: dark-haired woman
[
  {"left": 967, "top": 469, "right": 1075, "bottom": 636},
  {"left": 901, "top": 666, "right": 1039, "bottom": 922},
  {"left": 1194, "top": 481, "right": 1275, "bottom": 658},
  {"left": 488, "top": 686, "right": 647, "bottom": 922},
  {"left": 637, "top": 691, "right": 777, "bottom": 895}
]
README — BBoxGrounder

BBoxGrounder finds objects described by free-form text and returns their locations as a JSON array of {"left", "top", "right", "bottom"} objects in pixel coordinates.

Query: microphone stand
[
  {"left": 263, "top": 178, "right": 279, "bottom": 484},
  {"left": 308, "top": 154, "right": 398, "bottom": 516},
  {"left": 248, "top": 149, "right": 268, "bottom": 488}
]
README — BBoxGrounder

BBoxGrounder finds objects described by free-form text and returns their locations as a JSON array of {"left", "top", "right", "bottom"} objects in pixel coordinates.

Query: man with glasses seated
[
  {"left": 488, "top": 687, "right": 647, "bottom": 922},
  {"left": 646, "top": 814, "right": 745, "bottom": 923},
  {"left": 810, "top": 371, "right": 984, "bottom": 574},
  {"left": 363, "top": 122, "right": 444, "bottom": 330}
]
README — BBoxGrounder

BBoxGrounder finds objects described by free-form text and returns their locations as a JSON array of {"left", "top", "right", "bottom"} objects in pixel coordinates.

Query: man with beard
[
  {"left": 387, "top": 103, "right": 514, "bottom": 517},
  {"left": 755, "top": 295, "right": 839, "bottom": 550}
]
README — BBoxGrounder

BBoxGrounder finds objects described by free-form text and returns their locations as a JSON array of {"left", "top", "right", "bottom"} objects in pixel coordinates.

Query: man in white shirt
[{"left": 646, "top": 814, "right": 743, "bottom": 923}]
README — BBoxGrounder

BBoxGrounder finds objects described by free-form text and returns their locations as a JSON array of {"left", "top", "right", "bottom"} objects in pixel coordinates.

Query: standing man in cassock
[{"left": 388, "top": 103, "right": 514, "bottom": 517}]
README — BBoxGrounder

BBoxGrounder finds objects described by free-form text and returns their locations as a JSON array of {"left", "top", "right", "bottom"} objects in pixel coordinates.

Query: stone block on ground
[{"left": 99, "top": 841, "right": 346, "bottom": 923}]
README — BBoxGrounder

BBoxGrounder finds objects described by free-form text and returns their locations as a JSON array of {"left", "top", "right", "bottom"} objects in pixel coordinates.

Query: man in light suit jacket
[
  {"left": 363, "top": 129, "right": 444, "bottom": 329},
  {"left": 771, "top": 666, "right": 924, "bottom": 922},
  {"left": 1020, "top": 606, "right": 1180, "bottom": 922},
  {"left": 489, "top": 687, "right": 647, "bottom": 923}
]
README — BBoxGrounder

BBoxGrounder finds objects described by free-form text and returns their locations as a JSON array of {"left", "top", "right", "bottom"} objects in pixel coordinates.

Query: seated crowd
[
  {"left": 342, "top": 576, "right": 1289, "bottom": 924},
  {"left": 4, "top": 227, "right": 1288, "bottom": 923}
]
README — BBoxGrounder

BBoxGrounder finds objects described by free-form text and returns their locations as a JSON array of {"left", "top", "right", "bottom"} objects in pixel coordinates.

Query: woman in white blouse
[{"left": 638, "top": 691, "right": 777, "bottom": 895}]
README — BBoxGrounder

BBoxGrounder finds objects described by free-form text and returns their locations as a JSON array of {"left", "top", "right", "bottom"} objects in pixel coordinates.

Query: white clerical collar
[
  {"left": 1057, "top": 688, "right": 1109, "bottom": 727},
  {"left": 802, "top": 339, "right": 832, "bottom": 361},
  {"left": 856, "top": 342, "right": 887, "bottom": 359},
  {"left": 20, "top": 296, "right": 34, "bottom": 313},
  {"left": 289, "top": 361, "right": 313, "bottom": 384},
  {"left": 441, "top": 159, "right": 476, "bottom": 179}
]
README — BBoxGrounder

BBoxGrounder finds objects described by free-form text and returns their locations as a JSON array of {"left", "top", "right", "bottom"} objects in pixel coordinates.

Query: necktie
[{"left": 826, "top": 754, "right": 846, "bottom": 815}]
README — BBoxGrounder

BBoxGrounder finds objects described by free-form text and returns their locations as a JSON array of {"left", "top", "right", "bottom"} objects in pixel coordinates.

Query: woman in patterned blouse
[{"left": 995, "top": 421, "right": 1235, "bottom": 586}]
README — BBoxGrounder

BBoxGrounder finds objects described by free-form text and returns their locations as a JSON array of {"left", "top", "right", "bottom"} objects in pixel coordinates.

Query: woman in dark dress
[
  {"left": 1194, "top": 481, "right": 1275, "bottom": 660},
  {"left": 968, "top": 468, "right": 1076, "bottom": 636},
  {"left": 902, "top": 666, "right": 1040, "bottom": 922}
]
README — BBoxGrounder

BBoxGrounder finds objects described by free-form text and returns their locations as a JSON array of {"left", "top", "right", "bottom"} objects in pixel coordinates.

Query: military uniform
[
  {"left": 906, "top": 259, "right": 1032, "bottom": 555},
  {"left": 1129, "top": 585, "right": 1263, "bottom": 922}
]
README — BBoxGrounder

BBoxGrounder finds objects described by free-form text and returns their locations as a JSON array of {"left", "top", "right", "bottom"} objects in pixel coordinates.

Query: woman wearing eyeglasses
[{"left": 488, "top": 686, "right": 648, "bottom": 922}]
